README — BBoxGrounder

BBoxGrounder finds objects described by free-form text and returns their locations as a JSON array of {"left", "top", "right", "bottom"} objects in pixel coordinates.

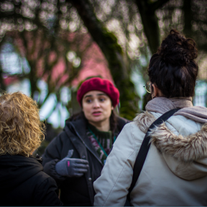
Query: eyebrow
[{"left": 83, "top": 93, "right": 106, "bottom": 99}]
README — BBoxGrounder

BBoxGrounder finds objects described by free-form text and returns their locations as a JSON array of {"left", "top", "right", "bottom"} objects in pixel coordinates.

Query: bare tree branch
[{"left": 150, "top": 0, "right": 171, "bottom": 12}]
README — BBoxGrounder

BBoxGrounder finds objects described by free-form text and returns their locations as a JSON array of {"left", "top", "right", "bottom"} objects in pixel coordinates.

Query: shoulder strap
[{"left": 127, "top": 108, "right": 180, "bottom": 197}]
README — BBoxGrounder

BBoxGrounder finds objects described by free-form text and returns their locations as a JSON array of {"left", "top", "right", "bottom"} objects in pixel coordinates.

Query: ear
[
  {"left": 111, "top": 106, "right": 114, "bottom": 110},
  {"left": 151, "top": 84, "right": 162, "bottom": 98}
]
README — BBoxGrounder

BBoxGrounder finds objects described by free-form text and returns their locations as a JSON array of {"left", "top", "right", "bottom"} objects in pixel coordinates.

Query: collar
[
  {"left": 146, "top": 97, "right": 193, "bottom": 113},
  {"left": 146, "top": 97, "right": 207, "bottom": 123},
  {"left": 87, "top": 123, "right": 112, "bottom": 139},
  {"left": 66, "top": 118, "right": 103, "bottom": 164}
]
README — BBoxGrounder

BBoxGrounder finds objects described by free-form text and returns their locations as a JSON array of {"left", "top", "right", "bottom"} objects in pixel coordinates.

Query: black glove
[{"left": 55, "top": 150, "right": 89, "bottom": 177}]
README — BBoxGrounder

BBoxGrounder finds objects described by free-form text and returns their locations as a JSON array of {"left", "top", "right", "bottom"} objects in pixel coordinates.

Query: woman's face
[{"left": 82, "top": 90, "right": 113, "bottom": 128}]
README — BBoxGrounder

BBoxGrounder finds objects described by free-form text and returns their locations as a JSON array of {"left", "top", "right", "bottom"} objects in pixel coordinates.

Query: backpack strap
[{"left": 127, "top": 108, "right": 180, "bottom": 200}]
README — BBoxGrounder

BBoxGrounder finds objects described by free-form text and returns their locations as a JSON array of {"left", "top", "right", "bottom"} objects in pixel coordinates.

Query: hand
[{"left": 55, "top": 152, "right": 89, "bottom": 177}]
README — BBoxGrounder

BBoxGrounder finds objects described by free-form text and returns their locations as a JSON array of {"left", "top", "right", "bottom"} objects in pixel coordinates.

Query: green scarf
[{"left": 87, "top": 123, "right": 115, "bottom": 164}]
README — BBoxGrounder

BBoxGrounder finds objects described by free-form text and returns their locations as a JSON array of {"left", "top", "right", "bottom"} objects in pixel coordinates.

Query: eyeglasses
[{"left": 143, "top": 82, "right": 151, "bottom": 94}]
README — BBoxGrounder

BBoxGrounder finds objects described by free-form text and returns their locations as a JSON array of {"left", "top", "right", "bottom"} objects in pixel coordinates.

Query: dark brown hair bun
[
  {"left": 157, "top": 29, "right": 198, "bottom": 66},
  {"left": 148, "top": 29, "right": 198, "bottom": 98}
]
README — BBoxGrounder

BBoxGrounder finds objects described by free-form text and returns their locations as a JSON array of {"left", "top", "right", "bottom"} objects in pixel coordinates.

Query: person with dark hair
[
  {"left": 0, "top": 92, "right": 62, "bottom": 206},
  {"left": 42, "top": 77, "right": 129, "bottom": 206},
  {"left": 93, "top": 29, "right": 207, "bottom": 206}
]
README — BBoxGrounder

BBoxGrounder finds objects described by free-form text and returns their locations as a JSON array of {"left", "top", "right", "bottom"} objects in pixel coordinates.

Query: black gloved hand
[{"left": 55, "top": 150, "right": 89, "bottom": 177}]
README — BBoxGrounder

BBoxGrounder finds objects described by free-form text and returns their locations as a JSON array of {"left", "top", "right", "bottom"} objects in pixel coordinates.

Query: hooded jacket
[
  {"left": 94, "top": 97, "right": 207, "bottom": 206},
  {"left": 0, "top": 154, "right": 62, "bottom": 206},
  {"left": 42, "top": 115, "right": 128, "bottom": 206}
]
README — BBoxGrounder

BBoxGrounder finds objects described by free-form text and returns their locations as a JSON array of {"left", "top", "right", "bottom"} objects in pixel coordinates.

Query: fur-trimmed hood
[{"left": 134, "top": 109, "right": 207, "bottom": 181}]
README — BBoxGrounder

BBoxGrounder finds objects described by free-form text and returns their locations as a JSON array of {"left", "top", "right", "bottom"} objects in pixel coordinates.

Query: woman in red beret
[{"left": 42, "top": 77, "right": 129, "bottom": 206}]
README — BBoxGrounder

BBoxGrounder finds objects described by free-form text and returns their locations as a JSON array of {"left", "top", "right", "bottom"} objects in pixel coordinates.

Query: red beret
[{"left": 77, "top": 77, "right": 120, "bottom": 107}]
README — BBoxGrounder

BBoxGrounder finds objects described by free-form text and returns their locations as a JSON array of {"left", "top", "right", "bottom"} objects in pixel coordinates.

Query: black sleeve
[
  {"left": 42, "top": 132, "right": 67, "bottom": 181},
  {"left": 43, "top": 159, "right": 65, "bottom": 181},
  {"left": 34, "top": 176, "right": 63, "bottom": 206}
]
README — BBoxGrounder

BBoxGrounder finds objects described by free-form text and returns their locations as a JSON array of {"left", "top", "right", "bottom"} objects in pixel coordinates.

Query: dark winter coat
[
  {"left": 42, "top": 115, "right": 128, "bottom": 206},
  {"left": 0, "top": 154, "right": 62, "bottom": 206}
]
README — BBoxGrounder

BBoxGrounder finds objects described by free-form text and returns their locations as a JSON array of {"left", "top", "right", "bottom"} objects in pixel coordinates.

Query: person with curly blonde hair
[{"left": 0, "top": 92, "right": 62, "bottom": 206}]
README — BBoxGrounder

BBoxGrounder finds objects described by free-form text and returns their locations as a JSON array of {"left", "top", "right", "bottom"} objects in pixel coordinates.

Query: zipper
[{"left": 69, "top": 122, "right": 103, "bottom": 166}]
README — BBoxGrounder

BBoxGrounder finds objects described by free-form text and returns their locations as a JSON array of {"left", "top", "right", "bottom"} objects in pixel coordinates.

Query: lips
[{"left": 92, "top": 111, "right": 102, "bottom": 116}]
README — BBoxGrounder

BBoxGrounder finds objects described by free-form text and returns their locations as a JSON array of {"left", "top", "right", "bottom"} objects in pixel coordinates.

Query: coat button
[
  {"left": 82, "top": 155, "right": 86, "bottom": 159},
  {"left": 88, "top": 177, "right": 92, "bottom": 181}
]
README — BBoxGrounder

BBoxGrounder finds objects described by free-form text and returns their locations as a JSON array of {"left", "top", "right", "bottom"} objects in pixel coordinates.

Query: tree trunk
[
  {"left": 135, "top": 0, "right": 169, "bottom": 54},
  {"left": 69, "top": 0, "right": 139, "bottom": 120},
  {"left": 183, "top": 0, "right": 193, "bottom": 37}
]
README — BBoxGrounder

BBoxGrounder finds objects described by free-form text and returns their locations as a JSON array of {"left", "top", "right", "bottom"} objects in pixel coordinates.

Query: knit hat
[{"left": 77, "top": 77, "right": 120, "bottom": 107}]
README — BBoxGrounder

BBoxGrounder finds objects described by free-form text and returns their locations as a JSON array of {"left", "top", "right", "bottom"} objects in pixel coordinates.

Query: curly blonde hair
[{"left": 0, "top": 92, "right": 45, "bottom": 157}]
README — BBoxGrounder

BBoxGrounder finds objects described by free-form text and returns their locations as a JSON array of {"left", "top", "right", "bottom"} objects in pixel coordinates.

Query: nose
[{"left": 93, "top": 99, "right": 100, "bottom": 108}]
